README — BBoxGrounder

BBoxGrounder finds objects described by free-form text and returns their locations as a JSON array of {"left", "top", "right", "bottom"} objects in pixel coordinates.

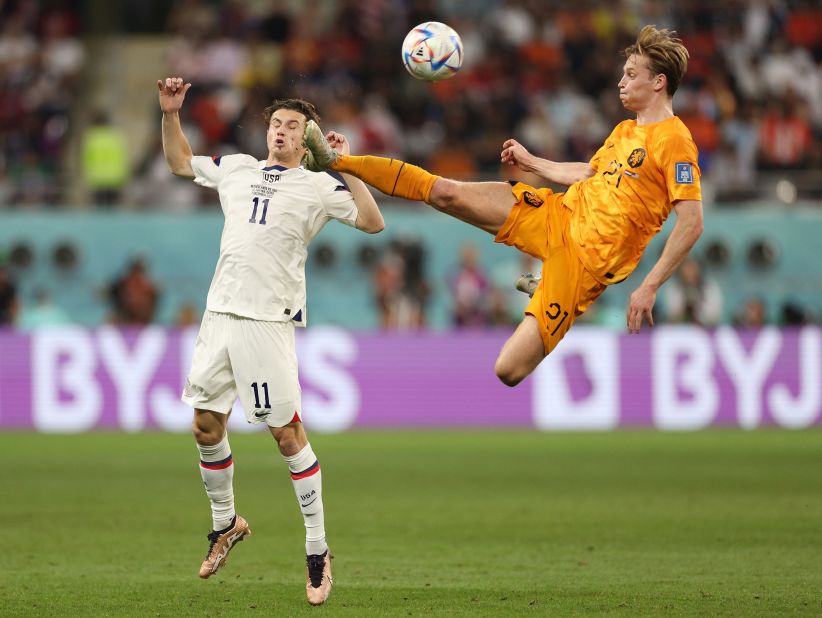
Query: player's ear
[{"left": 655, "top": 73, "right": 667, "bottom": 93}]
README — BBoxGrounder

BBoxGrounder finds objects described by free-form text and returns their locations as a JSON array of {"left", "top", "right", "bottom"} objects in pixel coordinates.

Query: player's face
[
  {"left": 267, "top": 109, "right": 308, "bottom": 162},
  {"left": 618, "top": 55, "right": 664, "bottom": 112}
]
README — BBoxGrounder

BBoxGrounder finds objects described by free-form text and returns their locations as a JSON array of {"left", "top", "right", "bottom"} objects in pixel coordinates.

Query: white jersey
[{"left": 191, "top": 153, "right": 358, "bottom": 325}]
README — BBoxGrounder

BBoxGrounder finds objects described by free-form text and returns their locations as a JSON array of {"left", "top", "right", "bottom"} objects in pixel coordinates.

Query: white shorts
[{"left": 181, "top": 310, "right": 302, "bottom": 427}]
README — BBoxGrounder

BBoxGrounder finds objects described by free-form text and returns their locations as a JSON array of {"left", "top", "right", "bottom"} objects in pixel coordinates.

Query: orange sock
[{"left": 332, "top": 155, "right": 439, "bottom": 202}]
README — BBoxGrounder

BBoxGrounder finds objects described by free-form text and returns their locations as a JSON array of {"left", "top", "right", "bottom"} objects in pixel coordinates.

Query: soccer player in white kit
[{"left": 158, "top": 76, "right": 385, "bottom": 606}]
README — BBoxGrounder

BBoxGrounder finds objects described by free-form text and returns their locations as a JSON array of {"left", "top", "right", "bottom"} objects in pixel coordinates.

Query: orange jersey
[{"left": 562, "top": 116, "right": 702, "bottom": 284}]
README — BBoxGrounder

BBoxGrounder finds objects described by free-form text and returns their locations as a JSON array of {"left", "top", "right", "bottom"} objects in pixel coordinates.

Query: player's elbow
[
  {"left": 688, "top": 210, "right": 704, "bottom": 241},
  {"left": 579, "top": 165, "right": 595, "bottom": 182},
  {"left": 367, "top": 218, "right": 385, "bottom": 234},
  {"left": 165, "top": 153, "right": 194, "bottom": 177},
  {"left": 357, "top": 216, "right": 385, "bottom": 234}
]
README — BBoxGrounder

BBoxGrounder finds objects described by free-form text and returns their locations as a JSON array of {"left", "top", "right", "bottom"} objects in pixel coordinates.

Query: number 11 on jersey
[{"left": 249, "top": 197, "right": 269, "bottom": 224}]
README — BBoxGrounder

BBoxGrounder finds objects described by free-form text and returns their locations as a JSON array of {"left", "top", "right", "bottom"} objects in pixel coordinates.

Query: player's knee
[
  {"left": 494, "top": 357, "right": 525, "bottom": 388},
  {"left": 271, "top": 424, "right": 303, "bottom": 455},
  {"left": 429, "top": 178, "right": 460, "bottom": 213},
  {"left": 191, "top": 420, "right": 223, "bottom": 445}
]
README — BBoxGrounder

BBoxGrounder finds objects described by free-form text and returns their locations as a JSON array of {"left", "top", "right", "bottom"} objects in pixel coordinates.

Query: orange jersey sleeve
[{"left": 562, "top": 116, "right": 701, "bottom": 284}]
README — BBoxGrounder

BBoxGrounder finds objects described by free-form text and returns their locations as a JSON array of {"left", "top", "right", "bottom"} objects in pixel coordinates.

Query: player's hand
[
  {"left": 157, "top": 77, "right": 191, "bottom": 114},
  {"left": 627, "top": 284, "right": 656, "bottom": 334},
  {"left": 500, "top": 139, "right": 535, "bottom": 172},
  {"left": 325, "top": 131, "right": 350, "bottom": 155}
]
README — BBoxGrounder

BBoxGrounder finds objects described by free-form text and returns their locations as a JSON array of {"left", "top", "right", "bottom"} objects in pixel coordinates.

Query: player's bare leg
[
  {"left": 494, "top": 315, "right": 546, "bottom": 387},
  {"left": 193, "top": 409, "right": 251, "bottom": 579},
  {"left": 270, "top": 421, "right": 333, "bottom": 605},
  {"left": 427, "top": 178, "right": 515, "bottom": 235},
  {"left": 303, "top": 121, "right": 515, "bottom": 233}
]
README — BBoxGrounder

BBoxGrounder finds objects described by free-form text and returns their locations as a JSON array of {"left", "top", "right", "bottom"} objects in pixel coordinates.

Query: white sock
[
  {"left": 197, "top": 436, "right": 235, "bottom": 531},
  {"left": 283, "top": 443, "right": 327, "bottom": 556}
]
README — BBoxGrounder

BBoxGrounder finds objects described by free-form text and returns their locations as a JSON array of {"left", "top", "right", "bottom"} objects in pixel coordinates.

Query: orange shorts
[{"left": 495, "top": 182, "right": 605, "bottom": 355}]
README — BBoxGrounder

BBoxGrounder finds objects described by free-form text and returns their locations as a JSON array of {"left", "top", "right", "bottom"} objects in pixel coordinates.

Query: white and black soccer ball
[{"left": 401, "top": 22, "right": 463, "bottom": 82}]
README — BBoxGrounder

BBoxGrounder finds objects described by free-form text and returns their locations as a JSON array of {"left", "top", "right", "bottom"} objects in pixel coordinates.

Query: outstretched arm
[
  {"left": 501, "top": 139, "right": 594, "bottom": 186},
  {"left": 158, "top": 77, "right": 194, "bottom": 178},
  {"left": 325, "top": 131, "right": 384, "bottom": 234},
  {"left": 626, "top": 199, "right": 704, "bottom": 333}
]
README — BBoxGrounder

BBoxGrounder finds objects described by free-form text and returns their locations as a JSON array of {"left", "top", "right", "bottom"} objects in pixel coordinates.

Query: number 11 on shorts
[{"left": 251, "top": 382, "right": 271, "bottom": 408}]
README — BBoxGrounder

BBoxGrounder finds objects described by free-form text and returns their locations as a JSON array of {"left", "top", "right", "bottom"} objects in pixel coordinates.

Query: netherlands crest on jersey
[
  {"left": 523, "top": 191, "right": 544, "bottom": 208},
  {"left": 627, "top": 148, "right": 646, "bottom": 168},
  {"left": 675, "top": 162, "right": 694, "bottom": 184}
]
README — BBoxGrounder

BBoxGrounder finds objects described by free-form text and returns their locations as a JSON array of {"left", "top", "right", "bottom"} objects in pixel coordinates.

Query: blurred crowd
[
  {"left": 0, "top": 1, "right": 83, "bottom": 206},
  {"left": 1, "top": 0, "right": 821, "bottom": 209},
  {"left": 6, "top": 237, "right": 817, "bottom": 330}
]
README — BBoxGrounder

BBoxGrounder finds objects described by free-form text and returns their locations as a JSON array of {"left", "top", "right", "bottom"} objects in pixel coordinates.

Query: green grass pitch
[{"left": 2, "top": 430, "right": 822, "bottom": 616}]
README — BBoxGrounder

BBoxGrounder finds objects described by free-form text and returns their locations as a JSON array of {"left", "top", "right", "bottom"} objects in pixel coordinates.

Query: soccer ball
[{"left": 401, "top": 22, "right": 463, "bottom": 82}]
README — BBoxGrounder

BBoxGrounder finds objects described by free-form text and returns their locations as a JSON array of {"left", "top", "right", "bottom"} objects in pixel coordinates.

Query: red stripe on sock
[
  {"left": 200, "top": 458, "right": 233, "bottom": 470},
  {"left": 291, "top": 462, "right": 320, "bottom": 480}
]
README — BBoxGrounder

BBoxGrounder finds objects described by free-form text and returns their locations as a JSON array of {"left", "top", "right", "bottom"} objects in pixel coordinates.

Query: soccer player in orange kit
[{"left": 303, "top": 25, "right": 704, "bottom": 387}]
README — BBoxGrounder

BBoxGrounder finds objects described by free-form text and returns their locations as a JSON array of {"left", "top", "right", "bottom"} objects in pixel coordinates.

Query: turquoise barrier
[{"left": 1, "top": 206, "right": 820, "bottom": 328}]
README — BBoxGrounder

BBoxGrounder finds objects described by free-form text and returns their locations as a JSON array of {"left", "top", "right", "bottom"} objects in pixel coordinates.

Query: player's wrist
[{"left": 642, "top": 279, "right": 660, "bottom": 293}]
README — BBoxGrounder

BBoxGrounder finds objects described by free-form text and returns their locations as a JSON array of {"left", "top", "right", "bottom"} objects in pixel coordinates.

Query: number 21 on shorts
[{"left": 546, "top": 302, "right": 569, "bottom": 336}]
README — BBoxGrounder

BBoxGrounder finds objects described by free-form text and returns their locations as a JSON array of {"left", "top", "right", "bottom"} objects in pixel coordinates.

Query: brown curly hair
[{"left": 624, "top": 25, "right": 689, "bottom": 97}]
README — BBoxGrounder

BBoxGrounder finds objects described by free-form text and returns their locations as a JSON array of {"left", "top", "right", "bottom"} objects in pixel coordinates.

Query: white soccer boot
[
  {"left": 515, "top": 273, "right": 540, "bottom": 298},
  {"left": 302, "top": 120, "right": 339, "bottom": 171}
]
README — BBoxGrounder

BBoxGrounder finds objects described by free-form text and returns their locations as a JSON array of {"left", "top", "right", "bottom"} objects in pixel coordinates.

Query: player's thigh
[
  {"left": 527, "top": 246, "right": 599, "bottom": 356},
  {"left": 429, "top": 179, "right": 516, "bottom": 235},
  {"left": 495, "top": 314, "right": 546, "bottom": 386},
  {"left": 494, "top": 184, "right": 561, "bottom": 260},
  {"left": 182, "top": 311, "right": 238, "bottom": 417},
  {"left": 229, "top": 317, "right": 301, "bottom": 427}
]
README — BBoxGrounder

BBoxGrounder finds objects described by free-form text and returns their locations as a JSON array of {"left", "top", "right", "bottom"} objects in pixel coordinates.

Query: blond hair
[{"left": 624, "top": 25, "right": 689, "bottom": 96}]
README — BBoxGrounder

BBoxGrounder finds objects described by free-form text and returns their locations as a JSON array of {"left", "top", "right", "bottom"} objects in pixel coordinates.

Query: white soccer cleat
[
  {"left": 515, "top": 273, "right": 540, "bottom": 298},
  {"left": 305, "top": 549, "right": 333, "bottom": 605},
  {"left": 302, "top": 120, "right": 338, "bottom": 171},
  {"left": 198, "top": 515, "right": 251, "bottom": 579}
]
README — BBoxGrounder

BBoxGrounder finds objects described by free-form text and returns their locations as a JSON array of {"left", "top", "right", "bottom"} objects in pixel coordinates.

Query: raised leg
[{"left": 494, "top": 314, "right": 546, "bottom": 387}]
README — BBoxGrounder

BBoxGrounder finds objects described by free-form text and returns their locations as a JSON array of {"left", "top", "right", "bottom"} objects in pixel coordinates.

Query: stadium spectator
[
  {"left": 16, "top": 288, "right": 72, "bottom": 330},
  {"left": 0, "top": 4, "right": 81, "bottom": 207},
  {"left": 757, "top": 97, "right": 813, "bottom": 169},
  {"left": 107, "top": 257, "right": 160, "bottom": 325},
  {"left": 374, "top": 237, "right": 431, "bottom": 330},
  {"left": 663, "top": 256, "right": 723, "bottom": 327},
  {"left": 450, "top": 242, "right": 491, "bottom": 328},
  {"left": 487, "top": 287, "right": 518, "bottom": 327},
  {"left": 734, "top": 296, "right": 768, "bottom": 328},
  {"left": 780, "top": 299, "right": 813, "bottom": 326},
  {"left": 372, "top": 245, "right": 405, "bottom": 329},
  {"left": 0, "top": 263, "right": 18, "bottom": 326},
  {"left": 82, "top": 111, "right": 130, "bottom": 206},
  {"left": 174, "top": 301, "right": 199, "bottom": 327}
]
